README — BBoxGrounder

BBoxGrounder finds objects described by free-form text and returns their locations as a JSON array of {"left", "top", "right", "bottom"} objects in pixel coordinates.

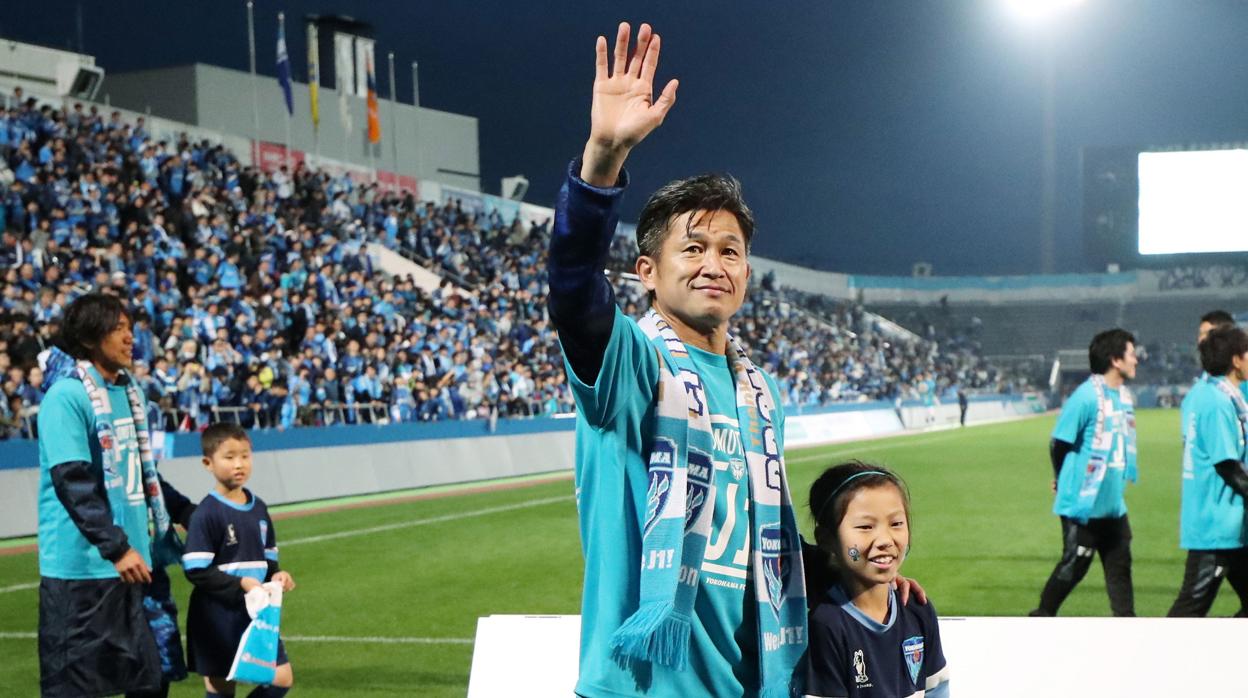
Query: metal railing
[{"left": 209, "top": 402, "right": 389, "bottom": 429}]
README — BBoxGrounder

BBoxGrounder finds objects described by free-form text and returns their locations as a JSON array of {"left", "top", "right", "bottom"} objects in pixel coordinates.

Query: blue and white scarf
[
  {"left": 1072, "top": 374, "right": 1137, "bottom": 521},
  {"left": 1209, "top": 375, "right": 1248, "bottom": 455},
  {"left": 610, "top": 310, "right": 807, "bottom": 698},
  {"left": 74, "top": 358, "right": 182, "bottom": 567}
]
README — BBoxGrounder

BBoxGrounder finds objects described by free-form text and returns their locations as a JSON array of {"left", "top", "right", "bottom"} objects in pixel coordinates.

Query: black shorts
[
  {"left": 186, "top": 589, "right": 288, "bottom": 678},
  {"left": 39, "top": 576, "right": 163, "bottom": 698}
]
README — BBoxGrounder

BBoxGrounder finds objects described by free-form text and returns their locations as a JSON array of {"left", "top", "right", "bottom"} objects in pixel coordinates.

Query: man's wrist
[
  {"left": 580, "top": 142, "right": 630, "bottom": 187},
  {"left": 105, "top": 543, "right": 132, "bottom": 563}
]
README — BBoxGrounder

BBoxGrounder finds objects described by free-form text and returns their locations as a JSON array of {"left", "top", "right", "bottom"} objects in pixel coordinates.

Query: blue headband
[{"left": 814, "top": 470, "right": 891, "bottom": 526}]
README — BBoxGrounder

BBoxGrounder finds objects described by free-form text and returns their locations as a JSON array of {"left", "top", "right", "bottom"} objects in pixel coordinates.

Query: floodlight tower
[{"left": 1002, "top": 0, "right": 1087, "bottom": 274}]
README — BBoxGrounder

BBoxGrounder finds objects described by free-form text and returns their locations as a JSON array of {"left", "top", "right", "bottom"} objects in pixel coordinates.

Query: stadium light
[{"left": 1003, "top": 0, "right": 1086, "bottom": 23}]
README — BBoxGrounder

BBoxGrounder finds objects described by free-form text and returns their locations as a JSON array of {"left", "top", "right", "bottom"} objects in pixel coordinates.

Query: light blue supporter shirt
[
  {"left": 1052, "top": 378, "right": 1132, "bottom": 520},
  {"left": 1179, "top": 378, "right": 1248, "bottom": 550},
  {"left": 36, "top": 368, "right": 153, "bottom": 579},
  {"left": 567, "top": 306, "right": 785, "bottom": 698}
]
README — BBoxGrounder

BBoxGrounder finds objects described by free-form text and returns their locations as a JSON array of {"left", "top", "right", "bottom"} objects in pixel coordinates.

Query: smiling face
[
  {"left": 637, "top": 209, "right": 750, "bottom": 341},
  {"left": 1111, "top": 341, "right": 1138, "bottom": 381},
  {"left": 92, "top": 312, "right": 134, "bottom": 375},
  {"left": 833, "top": 484, "right": 910, "bottom": 589}
]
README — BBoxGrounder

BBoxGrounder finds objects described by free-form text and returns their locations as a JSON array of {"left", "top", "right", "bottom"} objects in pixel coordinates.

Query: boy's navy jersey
[
  {"left": 182, "top": 489, "right": 284, "bottom": 676},
  {"left": 806, "top": 586, "right": 949, "bottom": 698},
  {"left": 182, "top": 489, "right": 278, "bottom": 580}
]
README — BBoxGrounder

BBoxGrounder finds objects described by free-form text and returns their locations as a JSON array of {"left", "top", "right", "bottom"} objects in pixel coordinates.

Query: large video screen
[{"left": 1137, "top": 150, "right": 1248, "bottom": 255}]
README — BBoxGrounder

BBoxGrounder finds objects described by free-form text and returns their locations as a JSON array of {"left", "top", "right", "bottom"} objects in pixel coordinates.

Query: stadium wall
[
  {"left": 0, "top": 395, "right": 1038, "bottom": 538},
  {"left": 104, "top": 63, "right": 481, "bottom": 190}
]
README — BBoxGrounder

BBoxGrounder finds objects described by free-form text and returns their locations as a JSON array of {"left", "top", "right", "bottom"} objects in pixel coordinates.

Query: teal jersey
[
  {"left": 36, "top": 368, "right": 152, "bottom": 579},
  {"left": 1052, "top": 379, "right": 1132, "bottom": 519},
  {"left": 921, "top": 379, "right": 936, "bottom": 407},
  {"left": 566, "top": 307, "right": 784, "bottom": 698},
  {"left": 1178, "top": 379, "right": 1248, "bottom": 550}
]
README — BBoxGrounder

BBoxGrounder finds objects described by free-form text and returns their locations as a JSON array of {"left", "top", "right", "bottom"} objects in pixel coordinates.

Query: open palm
[{"left": 587, "top": 22, "right": 679, "bottom": 155}]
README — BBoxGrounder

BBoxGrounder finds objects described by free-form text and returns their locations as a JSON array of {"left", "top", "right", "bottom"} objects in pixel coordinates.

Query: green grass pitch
[{"left": 1, "top": 409, "right": 1239, "bottom": 696}]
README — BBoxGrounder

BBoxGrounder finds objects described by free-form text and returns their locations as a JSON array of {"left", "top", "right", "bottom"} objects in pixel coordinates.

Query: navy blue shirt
[
  {"left": 182, "top": 489, "right": 278, "bottom": 581},
  {"left": 806, "top": 586, "right": 949, "bottom": 698}
]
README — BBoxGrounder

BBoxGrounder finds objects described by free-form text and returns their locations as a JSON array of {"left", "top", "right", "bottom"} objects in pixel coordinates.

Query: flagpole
[
  {"left": 278, "top": 12, "right": 291, "bottom": 170},
  {"left": 247, "top": 1, "right": 259, "bottom": 141},
  {"left": 308, "top": 20, "right": 321, "bottom": 165},
  {"left": 411, "top": 60, "right": 421, "bottom": 179},
  {"left": 388, "top": 51, "right": 398, "bottom": 178}
]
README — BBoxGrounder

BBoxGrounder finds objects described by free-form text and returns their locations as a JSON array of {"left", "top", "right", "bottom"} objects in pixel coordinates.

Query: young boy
[{"left": 183, "top": 423, "right": 295, "bottom": 697}]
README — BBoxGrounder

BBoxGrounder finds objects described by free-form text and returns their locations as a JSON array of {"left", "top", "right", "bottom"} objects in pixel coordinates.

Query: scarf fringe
[{"left": 609, "top": 602, "right": 691, "bottom": 670}]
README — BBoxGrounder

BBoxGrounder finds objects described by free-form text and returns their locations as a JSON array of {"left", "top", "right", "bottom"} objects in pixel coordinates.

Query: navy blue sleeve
[
  {"left": 547, "top": 158, "right": 629, "bottom": 385},
  {"left": 158, "top": 474, "right": 196, "bottom": 528},
  {"left": 263, "top": 504, "right": 280, "bottom": 577},
  {"left": 920, "top": 600, "right": 950, "bottom": 695},
  {"left": 50, "top": 460, "right": 130, "bottom": 562}
]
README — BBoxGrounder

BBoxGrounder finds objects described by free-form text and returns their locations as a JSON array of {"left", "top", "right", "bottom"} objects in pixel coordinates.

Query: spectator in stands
[{"left": 0, "top": 82, "right": 1019, "bottom": 438}]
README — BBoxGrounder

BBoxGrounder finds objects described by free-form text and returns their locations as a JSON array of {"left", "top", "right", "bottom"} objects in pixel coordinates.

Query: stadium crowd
[
  {"left": 1, "top": 93, "right": 1018, "bottom": 440},
  {"left": 1158, "top": 264, "right": 1248, "bottom": 291}
]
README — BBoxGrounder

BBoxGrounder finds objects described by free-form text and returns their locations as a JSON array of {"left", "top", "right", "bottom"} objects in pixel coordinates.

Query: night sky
[{"left": 5, "top": 1, "right": 1247, "bottom": 275}]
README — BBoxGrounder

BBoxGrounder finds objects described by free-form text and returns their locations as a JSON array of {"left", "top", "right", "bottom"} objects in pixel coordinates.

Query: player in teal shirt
[
  {"left": 550, "top": 22, "right": 800, "bottom": 696},
  {"left": 1032, "top": 329, "right": 1138, "bottom": 617},
  {"left": 39, "top": 365, "right": 153, "bottom": 578},
  {"left": 1167, "top": 324, "right": 1248, "bottom": 617},
  {"left": 36, "top": 294, "right": 195, "bottom": 698}
]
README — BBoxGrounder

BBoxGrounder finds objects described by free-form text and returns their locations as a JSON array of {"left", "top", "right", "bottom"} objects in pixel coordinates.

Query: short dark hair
[
  {"left": 1088, "top": 328, "right": 1135, "bottom": 375},
  {"left": 201, "top": 422, "right": 252, "bottom": 457},
  {"left": 59, "top": 293, "right": 130, "bottom": 360},
  {"left": 1199, "top": 325, "right": 1248, "bottom": 377},
  {"left": 635, "top": 173, "right": 755, "bottom": 261},
  {"left": 1200, "top": 310, "right": 1235, "bottom": 327}
]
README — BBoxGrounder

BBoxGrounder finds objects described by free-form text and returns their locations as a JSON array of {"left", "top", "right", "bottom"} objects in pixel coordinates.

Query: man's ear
[{"left": 636, "top": 255, "right": 658, "bottom": 292}]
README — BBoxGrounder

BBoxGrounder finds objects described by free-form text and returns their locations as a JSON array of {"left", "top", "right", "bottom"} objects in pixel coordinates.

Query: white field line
[
  {"left": 0, "top": 582, "right": 38, "bottom": 594},
  {"left": 282, "top": 494, "right": 572, "bottom": 546},
  {"left": 0, "top": 631, "right": 473, "bottom": 645}
]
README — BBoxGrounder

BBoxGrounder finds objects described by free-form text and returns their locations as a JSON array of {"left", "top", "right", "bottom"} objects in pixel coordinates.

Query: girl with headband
[{"left": 804, "top": 461, "right": 950, "bottom": 697}]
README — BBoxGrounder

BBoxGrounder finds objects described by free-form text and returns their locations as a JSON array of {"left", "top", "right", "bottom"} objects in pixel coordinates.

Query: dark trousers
[
  {"left": 1035, "top": 515, "right": 1135, "bottom": 617},
  {"left": 39, "top": 577, "right": 164, "bottom": 697},
  {"left": 1167, "top": 547, "right": 1248, "bottom": 618}
]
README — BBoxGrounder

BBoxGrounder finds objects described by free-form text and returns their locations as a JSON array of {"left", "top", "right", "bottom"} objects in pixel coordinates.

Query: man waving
[{"left": 548, "top": 22, "right": 806, "bottom": 698}]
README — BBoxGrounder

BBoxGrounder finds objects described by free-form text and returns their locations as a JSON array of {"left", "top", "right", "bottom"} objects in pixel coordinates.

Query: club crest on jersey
[
  {"left": 642, "top": 438, "right": 677, "bottom": 538},
  {"left": 684, "top": 449, "right": 712, "bottom": 531},
  {"left": 760, "top": 523, "right": 791, "bottom": 618},
  {"left": 226, "top": 524, "right": 239, "bottom": 546},
  {"left": 902, "top": 635, "right": 925, "bottom": 684}
]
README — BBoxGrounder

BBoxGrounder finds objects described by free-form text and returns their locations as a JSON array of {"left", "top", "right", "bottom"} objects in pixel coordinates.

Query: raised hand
[{"left": 581, "top": 22, "right": 679, "bottom": 187}]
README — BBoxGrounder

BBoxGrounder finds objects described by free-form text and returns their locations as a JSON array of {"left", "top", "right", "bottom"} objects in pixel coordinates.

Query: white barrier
[
  {"left": 784, "top": 406, "right": 905, "bottom": 449},
  {"left": 468, "top": 614, "right": 1245, "bottom": 697}
]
